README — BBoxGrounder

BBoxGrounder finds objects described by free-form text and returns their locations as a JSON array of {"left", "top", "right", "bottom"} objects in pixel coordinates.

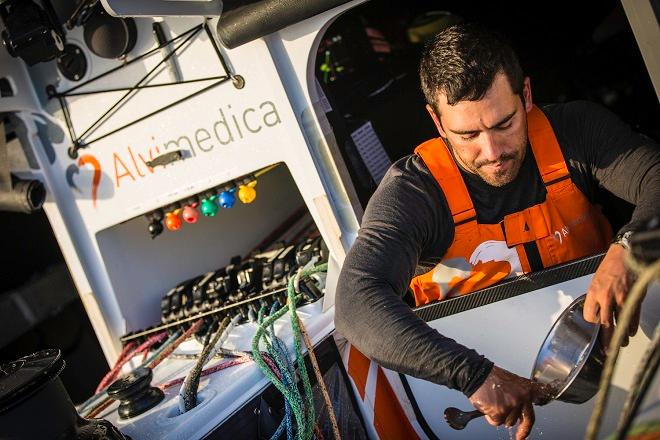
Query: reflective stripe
[
  {"left": 348, "top": 344, "right": 370, "bottom": 400},
  {"left": 374, "top": 367, "right": 421, "bottom": 440},
  {"left": 345, "top": 345, "right": 422, "bottom": 440}
]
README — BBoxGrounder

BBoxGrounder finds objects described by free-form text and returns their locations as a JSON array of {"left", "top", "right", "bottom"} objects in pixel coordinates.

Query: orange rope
[
  {"left": 298, "top": 317, "right": 341, "bottom": 440},
  {"left": 147, "top": 320, "right": 203, "bottom": 369}
]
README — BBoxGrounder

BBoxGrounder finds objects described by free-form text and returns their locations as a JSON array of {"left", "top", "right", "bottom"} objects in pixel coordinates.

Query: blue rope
[
  {"left": 259, "top": 302, "right": 295, "bottom": 440},
  {"left": 252, "top": 263, "right": 327, "bottom": 440}
]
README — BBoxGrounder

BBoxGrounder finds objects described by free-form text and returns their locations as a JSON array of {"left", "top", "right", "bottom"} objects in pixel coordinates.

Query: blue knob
[{"left": 218, "top": 188, "right": 236, "bottom": 208}]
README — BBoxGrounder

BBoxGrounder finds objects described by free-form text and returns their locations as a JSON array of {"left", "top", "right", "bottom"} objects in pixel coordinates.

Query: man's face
[{"left": 427, "top": 73, "right": 533, "bottom": 187}]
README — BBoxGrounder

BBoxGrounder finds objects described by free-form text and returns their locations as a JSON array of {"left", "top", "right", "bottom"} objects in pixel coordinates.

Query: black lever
[
  {"left": 444, "top": 407, "right": 484, "bottom": 430},
  {"left": 145, "top": 150, "right": 183, "bottom": 168}
]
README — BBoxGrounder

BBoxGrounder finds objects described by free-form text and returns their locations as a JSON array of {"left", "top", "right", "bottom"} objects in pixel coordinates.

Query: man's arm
[
  {"left": 335, "top": 158, "right": 493, "bottom": 396},
  {"left": 576, "top": 101, "right": 660, "bottom": 234},
  {"left": 335, "top": 158, "right": 550, "bottom": 439},
  {"left": 553, "top": 101, "right": 660, "bottom": 345}
]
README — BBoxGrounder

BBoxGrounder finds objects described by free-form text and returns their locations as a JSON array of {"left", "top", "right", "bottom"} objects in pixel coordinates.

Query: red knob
[{"left": 182, "top": 205, "right": 199, "bottom": 224}]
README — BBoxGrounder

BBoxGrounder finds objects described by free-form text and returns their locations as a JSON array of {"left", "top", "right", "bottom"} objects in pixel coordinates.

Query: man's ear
[
  {"left": 523, "top": 77, "right": 533, "bottom": 113},
  {"left": 426, "top": 104, "right": 447, "bottom": 137}
]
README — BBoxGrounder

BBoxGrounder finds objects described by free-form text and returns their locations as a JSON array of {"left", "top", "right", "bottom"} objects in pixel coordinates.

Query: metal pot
[
  {"left": 445, "top": 294, "right": 605, "bottom": 430},
  {"left": 531, "top": 294, "right": 605, "bottom": 403}
]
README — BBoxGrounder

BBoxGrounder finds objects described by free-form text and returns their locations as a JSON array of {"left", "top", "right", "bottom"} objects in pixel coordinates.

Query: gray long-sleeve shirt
[{"left": 335, "top": 101, "right": 660, "bottom": 396}]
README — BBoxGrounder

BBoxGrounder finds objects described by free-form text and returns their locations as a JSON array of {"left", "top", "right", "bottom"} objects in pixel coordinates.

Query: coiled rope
[{"left": 252, "top": 263, "right": 337, "bottom": 440}]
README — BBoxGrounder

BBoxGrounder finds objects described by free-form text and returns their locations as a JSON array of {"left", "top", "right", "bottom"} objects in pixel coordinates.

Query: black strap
[
  {"left": 454, "top": 216, "right": 477, "bottom": 227},
  {"left": 398, "top": 373, "right": 440, "bottom": 440},
  {"left": 544, "top": 174, "right": 571, "bottom": 187},
  {"left": 523, "top": 241, "right": 544, "bottom": 272}
]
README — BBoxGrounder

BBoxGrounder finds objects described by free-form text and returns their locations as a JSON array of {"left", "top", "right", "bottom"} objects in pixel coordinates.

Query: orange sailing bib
[{"left": 410, "top": 106, "right": 612, "bottom": 306}]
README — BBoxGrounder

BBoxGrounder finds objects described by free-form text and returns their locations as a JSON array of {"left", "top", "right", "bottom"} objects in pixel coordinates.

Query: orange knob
[{"left": 165, "top": 211, "right": 182, "bottom": 231}]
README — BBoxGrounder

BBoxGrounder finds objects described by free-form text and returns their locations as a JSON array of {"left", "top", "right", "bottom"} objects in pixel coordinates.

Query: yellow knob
[{"left": 238, "top": 180, "right": 257, "bottom": 204}]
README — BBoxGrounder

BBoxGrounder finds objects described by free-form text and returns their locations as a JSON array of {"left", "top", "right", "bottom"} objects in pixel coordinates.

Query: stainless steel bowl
[{"left": 531, "top": 295, "right": 605, "bottom": 404}]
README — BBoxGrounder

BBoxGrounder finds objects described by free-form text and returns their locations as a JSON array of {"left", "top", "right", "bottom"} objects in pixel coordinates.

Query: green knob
[{"left": 201, "top": 197, "right": 218, "bottom": 217}]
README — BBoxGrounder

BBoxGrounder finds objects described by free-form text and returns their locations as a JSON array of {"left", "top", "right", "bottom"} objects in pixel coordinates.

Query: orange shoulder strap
[
  {"left": 527, "top": 105, "right": 570, "bottom": 185},
  {"left": 415, "top": 138, "right": 476, "bottom": 225}
]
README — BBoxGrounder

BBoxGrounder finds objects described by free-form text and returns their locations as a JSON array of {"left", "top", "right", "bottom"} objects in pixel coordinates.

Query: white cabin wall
[{"left": 8, "top": 14, "right": 354, "bottom": 362}]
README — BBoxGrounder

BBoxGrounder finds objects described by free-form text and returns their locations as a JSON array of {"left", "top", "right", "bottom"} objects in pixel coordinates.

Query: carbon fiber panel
[{"left": 414, "top": 253, "right": 604, "bottom": 322}]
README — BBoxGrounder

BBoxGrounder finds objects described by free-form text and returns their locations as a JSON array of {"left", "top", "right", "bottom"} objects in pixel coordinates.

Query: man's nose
[{"left": 480, "top": 132, "right": 504, "bottom": 162}]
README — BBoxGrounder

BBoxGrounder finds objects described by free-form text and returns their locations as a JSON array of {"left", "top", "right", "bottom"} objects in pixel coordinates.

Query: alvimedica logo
[
  {"left": 67, "top": 100, "right": 282, "bottom": 208},
  {"left": 112, "top": 100, "right": 282, "bottom": 188}
]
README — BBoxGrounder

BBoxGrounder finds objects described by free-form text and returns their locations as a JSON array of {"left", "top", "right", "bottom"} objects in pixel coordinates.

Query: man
[{"left": 335, "top": 23, "right": 660, "bottom": 440}]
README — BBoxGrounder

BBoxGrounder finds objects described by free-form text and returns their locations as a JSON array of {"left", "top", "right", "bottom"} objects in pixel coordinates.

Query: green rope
[
  {"left": 262, "top": 301, "right": 296, "bottom": 440},
  {"left": 253, "top": 296, "right": 306, "bottom": 439},
  {"left": 251, "top": 263, "right": 328, "bottom": 440},
  {"left": 289, "top": 269, "right": 317, "bottom": 440}
]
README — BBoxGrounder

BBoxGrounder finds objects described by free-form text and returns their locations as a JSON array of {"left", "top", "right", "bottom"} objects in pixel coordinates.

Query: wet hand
[
  {"left": 584, "top": 244, "right": 638, "bottom": 351},
  {"left": 468, "top": 366, "right": 552, "bottom": 440}
]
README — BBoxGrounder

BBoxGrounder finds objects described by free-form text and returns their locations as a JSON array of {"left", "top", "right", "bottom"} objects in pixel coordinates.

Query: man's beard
[{"left": 446, "top": 133, "right": 528, "bottom": 187}]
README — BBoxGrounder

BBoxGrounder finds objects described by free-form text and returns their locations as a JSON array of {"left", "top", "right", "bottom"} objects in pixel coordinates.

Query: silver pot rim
[{"left": 530, "top": 294, "right": 601, "bottom": 400}]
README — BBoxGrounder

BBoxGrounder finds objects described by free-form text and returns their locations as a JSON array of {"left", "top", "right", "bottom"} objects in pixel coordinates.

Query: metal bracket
[{"left": 48, "top": 21, "right": 244, "bottom": 159}]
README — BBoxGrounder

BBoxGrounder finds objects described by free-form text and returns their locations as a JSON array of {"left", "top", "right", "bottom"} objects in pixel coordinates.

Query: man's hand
[
  {"left": 584, "top": 244, "right": 638, "bottom": 350},
  {"left": 468, "top": 366, "right": 552, "bottom": 440}
]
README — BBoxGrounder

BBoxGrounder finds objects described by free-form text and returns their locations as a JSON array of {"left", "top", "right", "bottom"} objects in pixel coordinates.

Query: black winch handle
[
  {"left": 444, "top": 407, "right": 485, "bottom": 430},
  {"left": 145, "top": 150, "right": 183, "bottom": 168}
]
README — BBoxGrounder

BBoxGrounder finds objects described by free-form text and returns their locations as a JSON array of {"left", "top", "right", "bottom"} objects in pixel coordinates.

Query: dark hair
[{"left": 419, "top": 23, "right": 524, "bottom": 112}]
